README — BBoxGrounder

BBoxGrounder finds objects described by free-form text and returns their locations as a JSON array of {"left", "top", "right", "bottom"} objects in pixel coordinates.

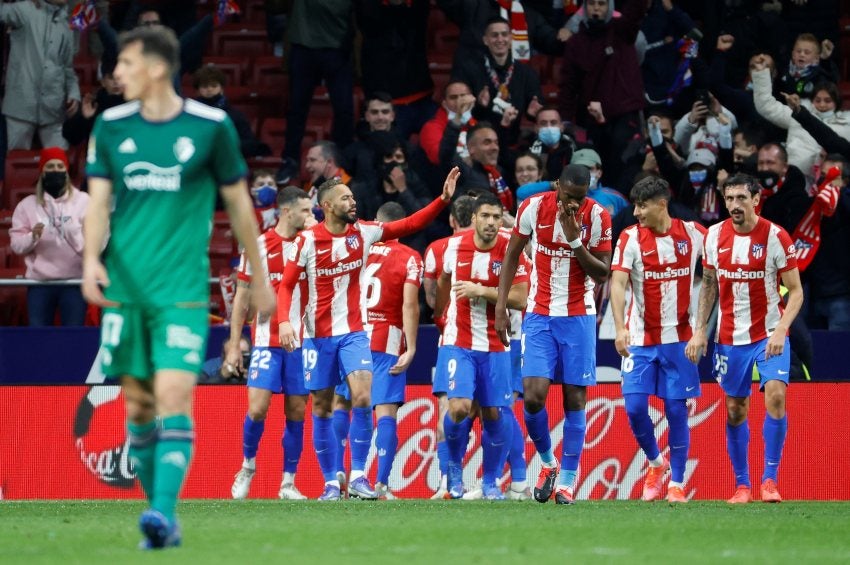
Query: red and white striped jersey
[
  {"left": 424, "top": 235, "right": 450, "bottom": 281},
  {"left": 442, "top": 230, "right": 529, "bottom": 352},
  {"left": 237, "top": 228, "right": 305, "bottom": 347},
  {"left": 514, "top": 192, "right": 612, "bottom": 317},
  {"left": 704, "top": 217, "right": 798, "bottom": 345},
  {"left": 364, "top": 241, "right": 423, "bottom": 356},
  {"left": 611, "top": 219, "right": 706, "bottom": 345}
]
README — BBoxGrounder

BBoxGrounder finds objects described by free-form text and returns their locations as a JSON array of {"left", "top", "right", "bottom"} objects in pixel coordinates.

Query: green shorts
[{"left": 99, "top": 305, "right": 209, "bottom": 379}]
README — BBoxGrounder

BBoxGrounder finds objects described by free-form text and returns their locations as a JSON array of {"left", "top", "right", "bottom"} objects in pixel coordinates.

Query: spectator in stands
[
  {"left": 303, "top": 141, "right": 351, "bottom": 218},
  {"left": 451, "top": 17, "right": 543, "bottom": 147},
  {"left": 437, "top": 0, "right": 565, "bottom": 63},
  {"left": 0, "top": 1, "right": 80, "bottom": 151},
  {"left": 756, "top": 142, "right": 812, "bottom": 234},
  {"left": 558, "top": 0, "right": 648, "bottom": 194},
  {"left": 355, "top": 0, "right": 436, "bottom": 139},
  {"left": 453, "top": 122, "right": 514, "bottom": 211},
  {"left": 193, "top": 65, "right": 271, "bottom": 158},
  {"left": 514, "top": 151, "right": 554, "bottom": 203},
  {"left": 570, "top": 148, "right": 628, "bottom": 217},
  {"left": 9, "top": 148, "right": 89, "bottom": 326},
  {"left": 63, "top": 60, "right": 125, "bottom": 148},
  {"left": 732, "top": 125, "right": 763, "bottom": 175},
  {"left": 420, "top": 81, "right": 477, "bottom": 167},
  {"left": 200, "top": 335, "right": 251, "bottom": 384},
  {"left": 752, "top": 54, "right": 850, "bottom": 181},
  {"left": 524, "top": 106, "right": 575, "bottom": 181},
  {"left": 250, "top": 169, "right": 280, "bottom": 231},
  {"left": 640, "top": 110, "right": 680, "bottom": 175},
  {"left": 777, "top": 32, "right": 840, "bottom": 100},
  {"left": 673, "top": 93, "right": 737, "bottom": 158},
  {"left": 344, "top": 92, "right": 401, "bottom": 186},
  {"left": 275, "top": 0, "right": 355, "bottom": 186}
]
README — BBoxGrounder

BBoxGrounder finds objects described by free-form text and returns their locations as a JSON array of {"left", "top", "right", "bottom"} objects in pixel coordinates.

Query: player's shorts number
[
  {"left": 447, "top": 358, "right": 457, "bottom": 380},
  {"left": 302, "top": 348, "right": 318, "bottom": 371},
  {"left": 621, "top": 355, "right": 634, "bottom": 373},
  {"left": 714, "top": 353, "right": 729, "bottom": 376},
  {"left": 101, "top": 312, "right": 124, "bottom": 346},
  {"left": 364, "top": 263, "right": 382, "bottom": 309},
  {"left": 250, "top": 350, "right": 272, "bottom": 370}
]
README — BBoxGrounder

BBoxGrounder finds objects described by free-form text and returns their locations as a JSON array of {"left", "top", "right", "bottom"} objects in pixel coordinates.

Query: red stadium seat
[
  {"left": 3, "top": 150, "right": 40, "bottom": 209},
  {"left": 251, "top": 56, "right": 287, "bottom": 92},
  {"left": 73, "top": 57, "right": 99, "bottom": 88},
  {"left": 259, "top": 117, "right": 287, "bottom": 156},
  {"left": 430, "top": 24, "right": 460, "bottom": 55},
  {"left": 243, "top": 0, "right": 266, "bottom": 24},
  {"left": 212, "top": 26, "right": 272, "bottom": 57},
  {"left": 199, "top": 56, "right": 249, "bottom": 87}
]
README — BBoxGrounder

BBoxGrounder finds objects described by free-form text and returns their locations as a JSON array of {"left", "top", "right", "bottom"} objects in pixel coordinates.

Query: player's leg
[
  {"left": 755, "top": 337, "right": 791, "bottom": 502},
  {"left": 340, "top": 331, "right": 377, "bottom": 498},
  {"left": 442, "top": 346, "right": 474, "bottom": 498},
  {"left": 279, "top": 347, "right": 309, "bottom": 499},
  {"left": 432, "top": 345, "right": 451, "bottom": 498},
  {"left": 477, "top": 351, "right": 512, "bottom": 500},
  {"left": 621, "top": 346, "right": 667, "bottom": 501},
  {"left": 122, "top": 375, "right": 157, "bottom": 501},
  {"left": 372, "top": 351, "right": 405, "bottom": 498},
  {"left": 716, "top": 342, "right": 757, "bottom": 503},
  {"left": 661, "top": 342, "right": 701, "bottom": 503},
  {"left": 505, "top": 340, "right": 530, "bottom": 499},
  {"left": 304, "top": 337, "right": 344, "bottom": 500},
  {"left": 520, "top": 315, "right": 557, "bottom": 491},
  {"left": 332, "top": 388, "right": 351, "bottom": 489}
]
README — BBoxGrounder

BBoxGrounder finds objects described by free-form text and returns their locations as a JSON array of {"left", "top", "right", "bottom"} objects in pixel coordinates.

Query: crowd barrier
[{"left": 1, "top": 383, "right": 848, "bottom": 500}]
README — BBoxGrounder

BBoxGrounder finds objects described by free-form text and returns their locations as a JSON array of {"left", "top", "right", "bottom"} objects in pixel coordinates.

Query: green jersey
[{"left": 86, "top": 99, "right": 247, "bottom": 307}]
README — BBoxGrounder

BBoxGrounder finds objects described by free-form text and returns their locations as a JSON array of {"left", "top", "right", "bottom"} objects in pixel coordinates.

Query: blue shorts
[
  {"left": 246, "top": 347, "right": 308, "bottom": 396},
  {"left": 510, "top": 339, "right": 522, "bottom": 396},
  {"left": 432, "top": 345, "right": 450, "bottom": 396},
  {"left": 302, "top": 332, "right": 373, "bottom": 392},
  {"left": 621, "top": 343, "right": 700, "bottom": 399},
  {"left": 521, "top": 313, "right": 596, "bottom": 386},
  {"left": 371, "top": 351, "right": 406, "bottom": 406},
  {"left": 441, "top": 345, "right": 512, "bottom": 407},
  {"left": 714, "top": 337, "right": 790, "bottom": 398}
]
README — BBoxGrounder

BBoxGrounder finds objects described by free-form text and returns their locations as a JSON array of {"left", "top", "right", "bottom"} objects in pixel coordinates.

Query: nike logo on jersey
[
  {"left": 642, "top": 250, "right": 656, "bottom": 256},
  {"left": 538, "top": 224, "right": 553, "bottom": 229},
  {"left": 582, "top": 372, "right": 592, "bottom": 379},
  {"left": 317, "top": 249, "right": 330, "bottom": 254},
  {"left": 685, "top": 386, "right": 696, "bottom": 392},
  {"left": 268, "top": 252, "right": 281, "bottom": 259},
  {"left": 458, "top": 262, "right": 470, "bottom": 267},
  {"left": 777, "top": 370, "right": 788, "bottom": 375},
  {"left": 504, "top": 393, "right": 512, "bottom": 400},
  {"left": 353, "top": 438, "right": 371, "bottom": 444},
  {"left": 118, "top": 138, "right": 137, "bottom": 153},
  {"left": 718, "top": 247, "right": 731, "bottom": 254},
  {"left": 361, "top": 359, "right": 371, "bottom": 365}
]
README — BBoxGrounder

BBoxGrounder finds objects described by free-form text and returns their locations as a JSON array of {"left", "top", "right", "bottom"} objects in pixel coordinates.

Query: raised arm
[
  {"left": 752, "top": 66, "right": 792, "bottom": 130},
  {"left": 380, "top": 167, "right": 459, "bottom": 241}
]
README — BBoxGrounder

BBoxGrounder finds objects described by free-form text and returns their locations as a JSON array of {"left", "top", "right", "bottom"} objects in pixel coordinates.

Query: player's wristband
[{"left": 567, "top": 238, "right": 582, "bottom": 249}]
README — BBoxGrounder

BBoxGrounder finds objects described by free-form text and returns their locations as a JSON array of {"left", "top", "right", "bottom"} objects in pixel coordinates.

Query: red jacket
[{"left": 420, "top": 107, "right": 449, "bottom": 165}]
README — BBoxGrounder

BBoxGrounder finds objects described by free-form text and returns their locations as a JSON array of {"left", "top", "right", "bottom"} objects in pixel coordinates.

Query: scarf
[
  {"left": 484, "top": 56, "right": 515, "bottom": 101},
  {"left": 755, "top": 177, "right": 782, "bottom": 216},
  {"left": 787, "top": 60, "right": 818, "bottom": 80},
  {"left": 215, "top": 0, "right": 241, "bottom": 26},
  {"left": 562, "top": 0, "right": 580, "bottom": 17},
  {"left": 70, "top": 0, "right": 98, "bottom": 31},
  {"left": 483, "top": 164, "right": 515, "bottom": 211},
  {"left": 696, "top": 184, "right": 719, "bottom": 223},
  {"left": 456, "top": 115, "right": 477, "bottom": 159},
  {"left": 791, "top": 167, "right": 842, "bottom": 271},
  {"left": 496, "top": 0, "right": 530, "bottom": 62},
  {"left": 665, "top": 37, "right": 699, "bottom": 105}
]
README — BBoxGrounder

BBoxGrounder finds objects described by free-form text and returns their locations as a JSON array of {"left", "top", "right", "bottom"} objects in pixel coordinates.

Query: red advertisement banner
[{"left": 1, "top": 384, "right": 848, "bottom": 500}]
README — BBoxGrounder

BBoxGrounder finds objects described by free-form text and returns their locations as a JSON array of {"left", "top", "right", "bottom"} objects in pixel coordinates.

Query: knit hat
[{"left": 39, "top": 147, "right": 69, "bottom": 172}]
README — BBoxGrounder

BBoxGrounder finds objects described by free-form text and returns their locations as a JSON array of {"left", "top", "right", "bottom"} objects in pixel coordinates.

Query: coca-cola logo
[{"left": 73, "top": 385, "right": 136, "bottom": 488}]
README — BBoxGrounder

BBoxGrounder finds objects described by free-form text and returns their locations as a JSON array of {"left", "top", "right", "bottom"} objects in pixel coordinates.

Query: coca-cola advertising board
[{"left": 1, "top": 384, "right": 848, "bottom": 500}]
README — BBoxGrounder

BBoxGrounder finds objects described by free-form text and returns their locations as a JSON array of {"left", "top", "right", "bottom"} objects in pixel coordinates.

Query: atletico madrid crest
[
  {"left": 491, "top": 260, "right": 502, "bottom": 276},
  {"left": 751, "top": 243, "right": 765, "bottom": 259},
  {"left": 676, "top": 240, "right": 689, "bottom": 255},
  {"left": 346, "top": 235, "right": 360, "bottom": 250}
]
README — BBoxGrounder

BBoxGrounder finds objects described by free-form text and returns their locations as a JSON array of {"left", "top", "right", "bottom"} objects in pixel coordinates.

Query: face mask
[
  {"left": 253, "top": 184, "right": 277, "bottom": 207},
  {"left": 460, "top": 109, "right": 473, "bottom": 124},
  {"left": 757, "top": 170, "right": 780, "bottom": 190},
  {"left": 744, "top": 80, "right": 754, "bottom": 92},
  {"left": 383, "top": 162, "right": 407, "bottom": 181},
  {"left": 198, "top": 93, "right": 226, "bottom": 109},
  {"left": 538, "top": 127, "right": 561, "bottom": 147},
  {"left": 588, "top": 173, "right": 599, "bottom": 190},
  {"left": 689, "top": 169, "right": 708, "bottom": 186},
  {"left": 42, "top": 171, "right": 67, "bottom": 198},
  {"left": 815, "top": 109, "right": 835, "bottom": 120},
  {"left": 585, "top": 17, "right": 605, "bottom": 33}
]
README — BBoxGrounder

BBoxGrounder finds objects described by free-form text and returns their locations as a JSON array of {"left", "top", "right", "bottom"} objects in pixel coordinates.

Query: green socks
[
  {"left": 151, "top": 414, "right": 194, "bottom": 521},
  {"left": 127, "top": 420, "right": 158, "bottom": 500}
]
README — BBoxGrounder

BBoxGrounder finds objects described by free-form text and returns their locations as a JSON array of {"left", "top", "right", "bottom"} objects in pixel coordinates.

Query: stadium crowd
[{"left": 0, "top": 0, "right": 849, "bottom": 521}]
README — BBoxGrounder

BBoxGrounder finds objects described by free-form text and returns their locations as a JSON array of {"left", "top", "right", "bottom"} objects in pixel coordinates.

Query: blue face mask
[
  {"left": 538, "top": 126, "right": 561, "bottom": 147},
  {"left": 689, "top": 169, "right": 708, "bottom": 185},
  {"left": 254, "top": 184, "right": 277, "bottom": 207}
]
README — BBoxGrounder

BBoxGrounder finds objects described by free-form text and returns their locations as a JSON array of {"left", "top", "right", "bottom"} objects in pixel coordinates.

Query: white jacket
[{"left": 752, "top": 67, "right": 850, "bottom": 179}]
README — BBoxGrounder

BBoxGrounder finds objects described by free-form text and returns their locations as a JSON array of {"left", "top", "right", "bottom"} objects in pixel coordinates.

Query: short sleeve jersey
[
  {"left": 611, "top": 219, "right": 706, "bottom": 345},
  {"left": 364, "top": 241, "right": 423, "bottom": 356},
  {"left": 703, "top": 217, "right": 798, "bottom": 345},
  {"left": 86, "top": 100, "right": 247, "bottom": 306},
  {"left": 442, "top": 230, "right": 529, "bottom": 352},
  {"left": 514, "top": 192, "right": 612, "bottom": 317}
]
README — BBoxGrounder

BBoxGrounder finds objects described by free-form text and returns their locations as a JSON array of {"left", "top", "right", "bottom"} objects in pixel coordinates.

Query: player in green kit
[{"left": 81, "top": 26, "right": 274, "bottom": 550}]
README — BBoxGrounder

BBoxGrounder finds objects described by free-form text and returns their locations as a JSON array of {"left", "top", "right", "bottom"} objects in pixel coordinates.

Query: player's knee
[
  {"left": 248, "top": 404, "right": 269, "bottom": 421},
  {"left": 664, "top": 398, "right": 689, "bottom": 424},
  {"left": 284, "top": 397, "right": 307, "bottom": 421},
  {"left": 523, "top": 396, "right": 545, "bottom": 414}
]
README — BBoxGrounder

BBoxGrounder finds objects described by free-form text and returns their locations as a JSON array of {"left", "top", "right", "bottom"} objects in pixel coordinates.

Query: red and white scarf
[
  {"left": 496, "top": 0, "right": 530, "bottom": 62},
  {"left": 791, "top": 166, "right": 842, "bottom": 271},
  {"left": 484, "top": 164, "right": 515, "bottom": 211}
]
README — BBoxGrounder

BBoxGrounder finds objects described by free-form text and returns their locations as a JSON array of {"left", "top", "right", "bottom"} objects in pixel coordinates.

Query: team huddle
[{"left": 81, "top": 26, "right": 803, "bottom": 550}]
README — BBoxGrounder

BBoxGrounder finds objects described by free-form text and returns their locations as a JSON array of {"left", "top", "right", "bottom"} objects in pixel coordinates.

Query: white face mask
[
  {"left": 589, "top": 173, "right": 599, "bottom": 190},
  {"left": 815, "top": 109, "right": 835, "bottom": 121}
]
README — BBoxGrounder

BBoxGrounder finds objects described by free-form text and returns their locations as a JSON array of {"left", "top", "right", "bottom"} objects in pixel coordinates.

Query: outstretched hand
[{"left": 441, "top": 166, "right": 461, "bottom": 201}]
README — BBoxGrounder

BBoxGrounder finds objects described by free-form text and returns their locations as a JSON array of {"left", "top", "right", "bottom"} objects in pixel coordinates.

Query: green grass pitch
[{"left": 2, "top": 500, "right": 850, "bottom": 564}]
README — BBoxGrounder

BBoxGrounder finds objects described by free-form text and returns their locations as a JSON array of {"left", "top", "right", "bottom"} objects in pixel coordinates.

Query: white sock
[
  {"left": 283, "top": 472, "right": 295, "bottom": 484},
  {"left": 440, "top": 474, "right": 447, "bottom": 489},
  {"left": 648, "top": 455, "right": 664, "bottom": 467},
  {"left": 511, "top": 480, "right": 528, "bottom": 491},
  {"left": 243, "top": 457, "right": 256, "bottom": 470},
  {"left": 350, "top": 469, "right": 365, "bottom": 481},
  {"left": 669, "top": 481, "right": 683, "bottom": 490}
]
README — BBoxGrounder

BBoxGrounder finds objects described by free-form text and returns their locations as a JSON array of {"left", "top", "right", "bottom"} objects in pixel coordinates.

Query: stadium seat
[
  {"left": 246, "top": 156, "right": 284, "bottom": 173},
  {"left": 840, "top": 81, "right": 850, "bottom": 107},
  {"left": 4, "top": 150, "right": 41, "bottom": 207},
  {"left": 73, "top": 57, "right": 99, "bottom": 88},
  {"left": 528, "top": 55, "right": 553, "bottom": 84},
  {"left": 213, "top": 26, "right": 272, "bottom": 57},
  {"left": 542, "top": 83, "right": 559, "bottom": 104},
  {"left": 259, "top": 117, "right": 287, "bottom": 156},
  {"left": 0, "top": 266, "right": 27, "bottom": 326},
  {"left": 429, "top": 23, "right": 460, "bottom": 55},
  {"left": 199, "top": 56, "right": 249, "bottom": 87},
  {"left": 251, "top": 56, "right": 287, "bottom": 92},
  {"left": 243, "top": 0, "right": 267, "bottom": 25}
]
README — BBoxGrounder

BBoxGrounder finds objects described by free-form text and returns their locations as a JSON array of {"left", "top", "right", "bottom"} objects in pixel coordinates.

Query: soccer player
[
  {"left": 364, "top": 202, "right": 423, "bottom": 498},
  {"left": 495, "top": 164, "right": 612, "bottom": 505},
  {"left": 278, "top": 168, "right": 460, "bottom": 501},
  {"left": 686, "top": 173, "right": 803, "bottom": 504},
  {"left": 227, "top": 187, "right": 315, "bottom": 501},
  {"left": 81, "top": 27, "right": 274, "bottom": 549},
  {"left": 609, "top": 176, "right": 706, "bottom": 504},
  {"left": 435, "top": 193, "right": 530, "bottom": 500}
]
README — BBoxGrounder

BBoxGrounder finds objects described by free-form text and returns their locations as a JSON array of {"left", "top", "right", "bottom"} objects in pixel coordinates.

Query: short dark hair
[
  {"left": 193, "top": 64, "right": 227, "bottom": 89},
  {"left": 472, "top": 192, "right": 503, "bottom": 213},
  {"left": 316, "top": 177, "right": 345, "bottom": 204},
  {"left": 251, "top": 168, "right": 275, "bottom": 183},
  {"left": 515, "top": 151, "right": 543, "bottom": 172},
  {"left": 118, "top": 26, "right": 180, "bottom": 76},
  {"left": 722, "top": 173, "right": 761, "bottom": 196},
  {"left": 468, "top": 122, "right": 496, "bottom": 143},
  {"left": 313, "top": 140, "right": 341, "bottom": 165},
  {"left": 630, "top": 175, "right": 671, "bottom": 204},
  {"left": 759, "top": 142, "right": 788, "bottom": 164},
  {"left": 376, "top": 201, "right": 406, "bottom": 222},
  {"left": 812, "top": 81, "right": 841, "bottom": 108},
  {"left": 277, "top": 185, "right": 309, "bottom": 208},
  {"left": 734, "top": 125, "right": 764, "bottom": 149},
  {"left": 365, "top": 91, "right": 394, "bottom": 107},
  {"left": 559, "top": 163, "right": 590, "bottom": 186},
  {"left": 450, "top": 195, "right": 477, "bottom": 228},
  {"left": 443, "top": 80, "right": 472, "bottom": 97},
  {"left": 484, "top": 16, "right": 511, "bottom": 32}
]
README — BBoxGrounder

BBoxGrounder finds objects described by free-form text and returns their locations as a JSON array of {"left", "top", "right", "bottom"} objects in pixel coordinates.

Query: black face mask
[
  {"left": 42, "top": 171, "right": 67, "bottom": 198},
  {"left": 382, "top": 161, "right": 407, "bottom": 181},
  {"left": 757, "top": 170, "right": 780, "bottom": 190},
  {"left": 585, "top": 17, "right": 606, "bottom": 33},
  {"left": 736, "top": 153, "right": 759, "bottom": 176},
  {"left": 198, "top": 93, "right": 226, "bottom": 109}
]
